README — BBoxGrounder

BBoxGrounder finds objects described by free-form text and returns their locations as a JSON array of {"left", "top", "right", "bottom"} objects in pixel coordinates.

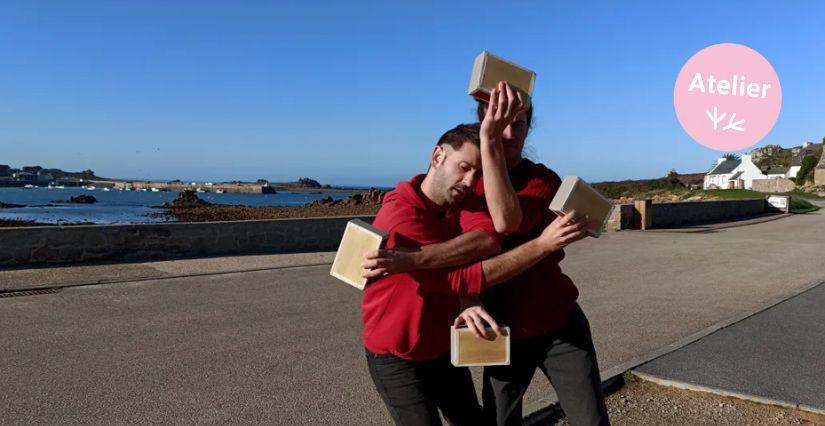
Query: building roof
[
  {"left": 729, "top": 171, "right": 744, "bottom": 180},
  {"left": 763, "top": 166, "right": 789, "bottom": 175},
  {"left": 708, "top": 159, "right": 741, "bottom": 175}
]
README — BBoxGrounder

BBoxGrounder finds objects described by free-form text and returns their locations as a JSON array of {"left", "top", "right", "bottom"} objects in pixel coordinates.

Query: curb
[
  {"left": 522, "top": 277, "right": 825, "bottom": 422},
  {"left": 630, "top": 371, "right": 825, "bottom": 416},
  {"left": 0, "top": 262, "right": 333, "bottom": 294}
]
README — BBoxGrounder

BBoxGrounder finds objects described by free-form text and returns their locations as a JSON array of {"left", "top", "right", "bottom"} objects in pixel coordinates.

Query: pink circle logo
[{"left": 674, "top": 43, "right": 781, "bottom": 151}]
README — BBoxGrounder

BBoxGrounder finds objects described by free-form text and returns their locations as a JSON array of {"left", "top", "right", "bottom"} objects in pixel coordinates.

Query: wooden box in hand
[
  {"left": 548, "top": 176, "right": 614, "bottom": 238},
  {"left": 450, "top": 325, "right": 511, "bottom": 367},
  {"left": 468, "top": 51, "right": 536, "bottom": 106},
  {"left": 329, "top": 219, "right": 389, "bottom": 290}
]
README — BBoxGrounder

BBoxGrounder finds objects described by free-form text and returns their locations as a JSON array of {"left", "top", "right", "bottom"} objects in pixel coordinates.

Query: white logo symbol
[{"left": 706, "top": 106, "right": 745, "bottom": 132}]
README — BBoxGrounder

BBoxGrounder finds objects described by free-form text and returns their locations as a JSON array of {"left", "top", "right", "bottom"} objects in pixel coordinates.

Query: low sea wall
[
  {"left": 650, "top": 199, "right": 766, "bottom": 228},
  {"left": 0, "top": 216, "right": 375, "bottom": 268},
  {"left": 0, "top": 198, "right": 780, "bottom": 268},
  {"left": 607, "top": 198, "right": 771, "bottom": 231}
]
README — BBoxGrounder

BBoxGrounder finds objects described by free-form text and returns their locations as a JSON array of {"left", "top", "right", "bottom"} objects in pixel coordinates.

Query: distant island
[{"left": 0, "top": 164, "right": 358, "bottom": 194}]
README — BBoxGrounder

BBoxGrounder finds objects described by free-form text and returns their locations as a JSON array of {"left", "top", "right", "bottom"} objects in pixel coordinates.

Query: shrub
[{"left": 796, "top": 155, "right": 819, "bottom": 184}]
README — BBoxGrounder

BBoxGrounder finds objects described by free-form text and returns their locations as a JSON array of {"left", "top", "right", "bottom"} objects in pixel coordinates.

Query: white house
[{"left": 703, "top": 154, "right": 768, "bottom": 190}]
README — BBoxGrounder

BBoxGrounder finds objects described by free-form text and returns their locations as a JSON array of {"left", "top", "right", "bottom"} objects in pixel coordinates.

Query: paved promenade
[
  {"left": 637, "top": 281, "right": 825, "bottom": 413},
  {"left": 1, "top": 209, "right": 824, "bottom": 423}
]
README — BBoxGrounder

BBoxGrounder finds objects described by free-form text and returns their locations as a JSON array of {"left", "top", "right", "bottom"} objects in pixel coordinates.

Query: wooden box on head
[
  {"left": 468, "top": 51, "right": 536, "bottom": 107},
  {"left": 450, "top": 325, "right": 511, "bottom": 367},
  {"left": 329, "top": 219, "right": 389, "bottom": 290},
  {"left": 548, "top": 176, "right": 614, "bottom": 238}
]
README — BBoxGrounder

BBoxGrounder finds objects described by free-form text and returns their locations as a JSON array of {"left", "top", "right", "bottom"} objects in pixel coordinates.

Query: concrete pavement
[
  {"left": 635, "top": 282, "right": 825, "bottom": 413},
  {"left": 1, "top": 209, "right": 824, "bottom": 423}
]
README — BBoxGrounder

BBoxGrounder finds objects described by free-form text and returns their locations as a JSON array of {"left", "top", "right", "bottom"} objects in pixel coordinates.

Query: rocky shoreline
[{"left": 147, "top": 188, "right": 385, "bottom": 222}]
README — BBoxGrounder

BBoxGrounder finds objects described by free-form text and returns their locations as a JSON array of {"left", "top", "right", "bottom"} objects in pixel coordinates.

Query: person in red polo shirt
[
  {"left": 363, "top": 82, "right": 609, "bottom": 426},
  {"left": 362, "top": 101, "right": 590, "bottom": 425}
]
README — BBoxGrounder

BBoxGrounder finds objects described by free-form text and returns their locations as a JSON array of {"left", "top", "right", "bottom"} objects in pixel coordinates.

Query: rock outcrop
[
  {"left": 162, "top": 190, "right": 212, "bottom": 208},
  {"left": 305, "top": 188, "right": 386, "bottom": 208},
  {"left": 68, "top": 195, "right": 97, "bottom": 204}
]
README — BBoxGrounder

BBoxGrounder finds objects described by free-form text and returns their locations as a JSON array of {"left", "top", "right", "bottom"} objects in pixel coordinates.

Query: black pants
[
  {"left": 365, "top": 350, "right": 483, "bottom": 426},
  {"left": 482, "top": 304, "right": 610, "bottom": 426}
]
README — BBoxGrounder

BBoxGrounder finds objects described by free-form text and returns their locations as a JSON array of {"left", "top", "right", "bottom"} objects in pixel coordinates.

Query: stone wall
[
  {"left": 606, "top": 204, "right": 634, "bottom": 231},
  {"left": 751, "top": 178, "right": 795, "bottom": 193},
  {"left": 0, "top": 198, "right": 780, "bottom": 267},
  {"left": 605, "top": 199, "right": 771, "bottom": 230},
  {"left": 0, "top": 216, "right": 374, "bottom": 268},
  {"left": 650, "top": 199, "right": 766, "bottom": 228},
  {"left": 815, "top": 168, "right": 825, "bottom": 187}
]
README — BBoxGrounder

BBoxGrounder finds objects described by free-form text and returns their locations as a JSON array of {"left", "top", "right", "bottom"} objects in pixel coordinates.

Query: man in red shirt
[
  {"left": 364, "top": 82, "right": 608, "bottom": 425},
  {"left": 362, "top": 115, "right": 589, "bottom": 424}
]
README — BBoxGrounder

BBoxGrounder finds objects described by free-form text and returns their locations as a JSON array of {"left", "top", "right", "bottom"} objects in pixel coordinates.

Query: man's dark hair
[{"left": 436, "top": 123, "right": 481, "bottom": 150}]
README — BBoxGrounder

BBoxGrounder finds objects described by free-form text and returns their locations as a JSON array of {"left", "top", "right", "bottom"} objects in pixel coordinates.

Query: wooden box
[
  {"left": 329, "top": 219, "right": 389, "bottom": 290},
  {"left": 450, "top": 325, "right": 510, "bottom": 367},
  {"left": 548, "top": 176, "right": 614, "bottom": 237},
  {"left": 468, "top": 51, "right": 536, "bottom": 106}
]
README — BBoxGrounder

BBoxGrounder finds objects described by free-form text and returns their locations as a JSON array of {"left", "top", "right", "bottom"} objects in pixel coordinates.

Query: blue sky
[{"left": 1, "top": 1, "right": 823, "bottom": 186}]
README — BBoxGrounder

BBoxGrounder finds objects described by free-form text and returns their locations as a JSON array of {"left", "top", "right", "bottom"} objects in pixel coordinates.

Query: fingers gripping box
[
  {"left": 548, "top": 176, "right": 614, "bottom": 237},
  {"left": 450, "top": 325, "right": 511, "bottom": 367},
  {"left": 329, "top": 219, "right": 389, "bottom": 290},
  {"left": 468, "top": 51, "right": 536, "bottom": 106}
]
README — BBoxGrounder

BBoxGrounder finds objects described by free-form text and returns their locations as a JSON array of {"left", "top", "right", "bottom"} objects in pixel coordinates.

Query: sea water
[{"left": 0, "top": 187, "right": 356, "bottom": 224}]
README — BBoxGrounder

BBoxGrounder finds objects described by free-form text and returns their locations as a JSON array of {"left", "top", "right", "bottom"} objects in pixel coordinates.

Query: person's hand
[
  {"left": 454, "top": 297, "right": 502, "bottom": 340},
  {"left": 361, "top": 248, "right": 418, "bottom": 279},
  {"left": 480, "top": 81, "right": 525, "bottom": 143},
  {"left": 538, "top": 210, "right": 591, "bottom": 253}
]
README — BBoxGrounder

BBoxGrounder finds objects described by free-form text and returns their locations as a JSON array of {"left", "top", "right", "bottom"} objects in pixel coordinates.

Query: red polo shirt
[
  {"left": 362, "top": 174, "right": 495, "bottom": 361},
  {"left": 460, "top": 159, "right": 579, "bottom": 340}
]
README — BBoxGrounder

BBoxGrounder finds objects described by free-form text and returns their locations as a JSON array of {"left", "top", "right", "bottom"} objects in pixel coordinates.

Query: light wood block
[
  {"left": 451, "top": 325, "right": 510, "bottom": 367},
  {"left": 329, "top": 219, "right": 389, "bottom": 290},
  {"left": 548, "top": 176, "right": 614, "bottom": 237},
  {"left": 468, "top": 51, "right": 536, "bottom": 106}
]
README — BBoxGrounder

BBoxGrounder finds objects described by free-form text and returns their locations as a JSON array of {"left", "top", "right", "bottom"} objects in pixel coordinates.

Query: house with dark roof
[{"left": 703, "top": 154, "right": 768, "bottom": 190}]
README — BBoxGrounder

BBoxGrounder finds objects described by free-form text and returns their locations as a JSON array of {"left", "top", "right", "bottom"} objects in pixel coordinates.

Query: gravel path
[{"left": 551, "top": 377, "right": 825, "bottom": 425}]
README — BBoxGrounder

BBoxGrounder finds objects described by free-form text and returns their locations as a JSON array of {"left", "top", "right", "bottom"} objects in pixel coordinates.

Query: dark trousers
[
  {"left": 482, "top": 304, "right": 610, "bottom": 426},
  {"left": 366, "top": 350, "right": 483, "bottom": 426}
]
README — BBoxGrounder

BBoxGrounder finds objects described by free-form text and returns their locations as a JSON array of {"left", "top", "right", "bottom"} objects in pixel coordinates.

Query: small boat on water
[
  {"left": 86, "top": 186, "right": 96, "bottom": 190},
  {"left": 150, "top": 187, "right": 160, "bottom": 192},
  {"left": 24, "top": 184, "right": 35, "bottom": 189},
  {"left": 216, "top": 189, "right": 225, "bottom": 194},
  {"left": 103, "top": 187, "right": 110, "bottom": 191},
  {"left": 196, "top": 188, "right": 205, "bottom": 193},
  {"left": 137, "top": 188, "right": 148, "bottom": 192}
]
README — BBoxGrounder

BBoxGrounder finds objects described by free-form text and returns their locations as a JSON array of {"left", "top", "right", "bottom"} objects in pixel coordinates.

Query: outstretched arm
[
  {"left": 482, "top": 210, "right": 588, "bottom": 288},
  {"left": 415, "top": 230, "right": 500, "bottom": 268},
  {"left": 362, "top": 230, "right": 500, "bottom": 278}
]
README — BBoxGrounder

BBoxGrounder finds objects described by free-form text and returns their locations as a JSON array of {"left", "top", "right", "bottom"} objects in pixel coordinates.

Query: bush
[
  {"left": 790, "top": 198, "right": 819, "bottom": 214},
  {"left": 796, "top": 155, "right": 820, "bottom": 184}
]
